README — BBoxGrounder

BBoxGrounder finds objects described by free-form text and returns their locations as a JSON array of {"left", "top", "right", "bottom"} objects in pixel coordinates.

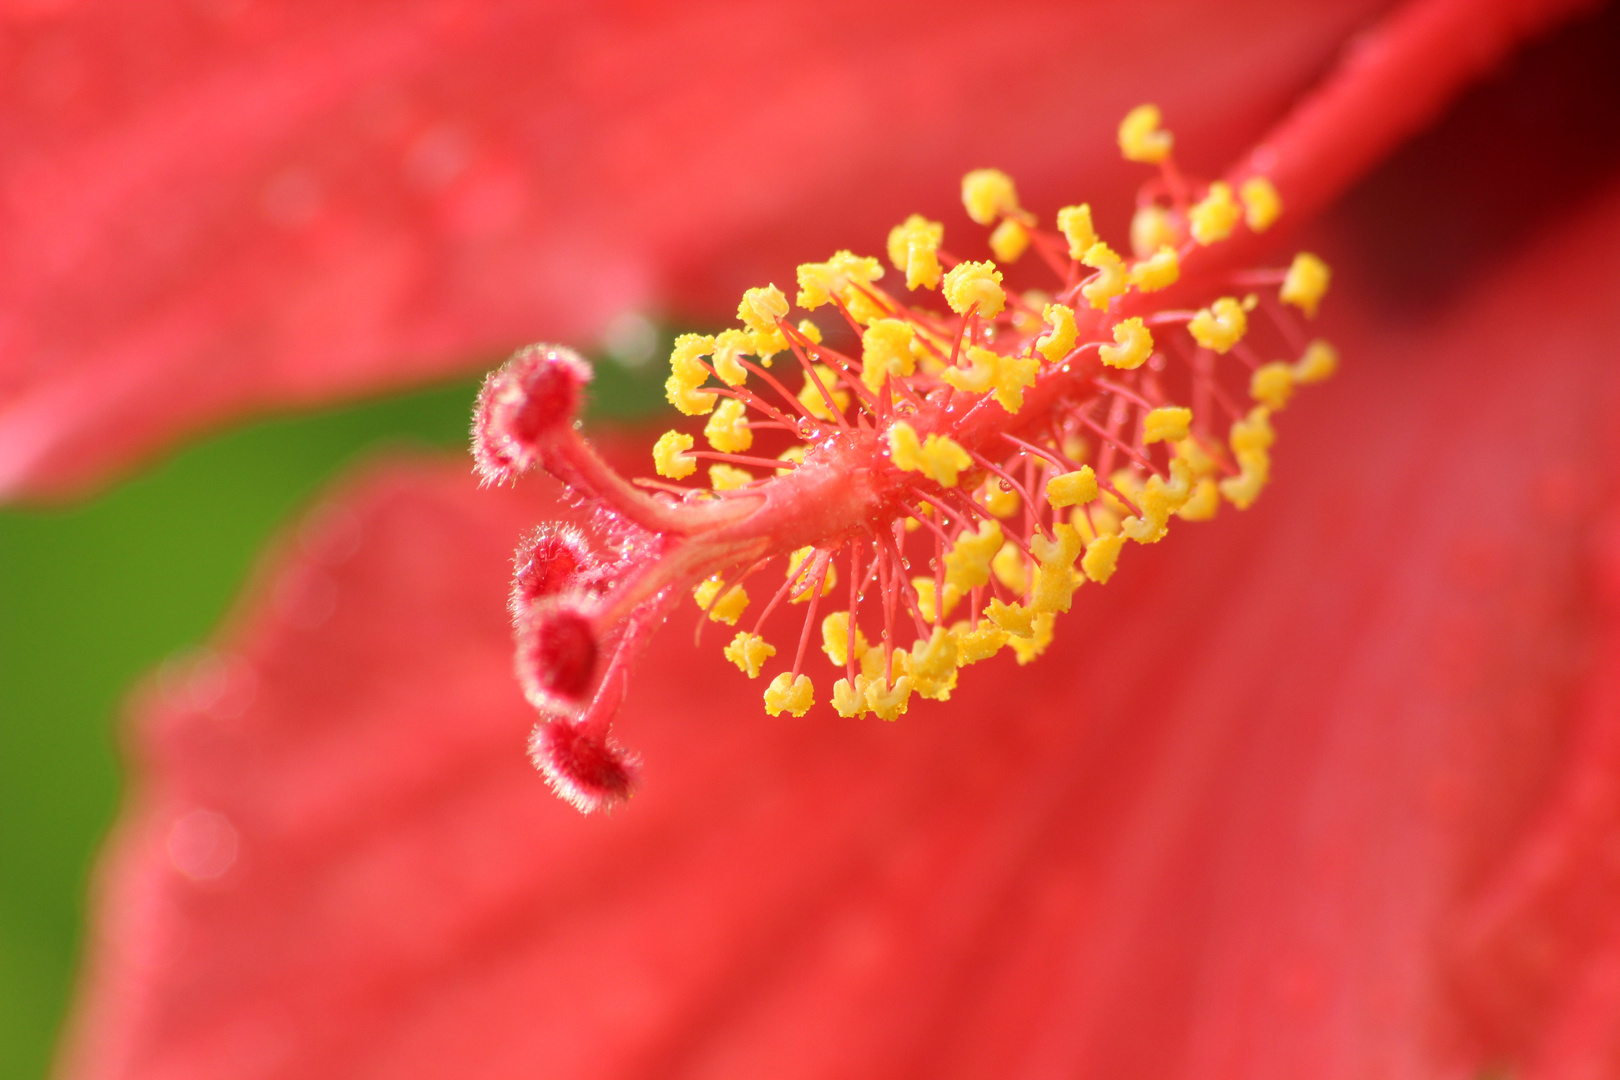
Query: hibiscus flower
[{"left": 11, "top": 0, "right": 1620, "bottom": 1076}]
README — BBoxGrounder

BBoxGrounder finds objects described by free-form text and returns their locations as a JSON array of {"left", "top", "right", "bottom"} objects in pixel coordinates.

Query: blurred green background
[{"left": 0, "top": 354, "right": 666, "bottom": 1079}]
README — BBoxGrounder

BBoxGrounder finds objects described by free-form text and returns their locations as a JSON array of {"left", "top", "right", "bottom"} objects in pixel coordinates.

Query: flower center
[{"left": 474, "top": 104, "right": 1336, "bottom": 812}]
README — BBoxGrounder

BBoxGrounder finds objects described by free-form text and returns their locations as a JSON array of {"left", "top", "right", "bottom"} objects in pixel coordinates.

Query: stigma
[{"left": 473, "top": 106, "right": 1337, "bottom": 812}]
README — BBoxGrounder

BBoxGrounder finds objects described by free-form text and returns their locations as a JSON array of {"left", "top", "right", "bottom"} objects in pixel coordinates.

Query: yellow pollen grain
[
  {"left": 1037, "top": 303, "right": 1078, "bottom": 364},
  {"left": 709, "top": 463, "right": 753, "bottom": 491},
  {"left": 1130, "top": 246, "right": 1180, "bottom": 293},
  {"left": 1046, "top": 465, "right": 1098, "bottom": 508},
  {"left": 942, "top": 260, "right": 1006, "bottom": 318},
  {"left": 704, "top": 397, "right": 753, "bottom": 453},
  {"left": 1118, "top": 104, "right": 1173, "bottom": 164},
  {"left": 796, "top": 250, "right": 884, "bottom": 311},
  {"left": 887, "top": 424, "right": 973, "bottom": 489},
  {"left": 990, "top": 218, "right": 1031, "bottom": 263},
  {"left": 1080, "top": 243, "right": 1129, "bottom": 310},
  {"left": 1131, "top": 204, "right": 1179, "bottom": 258},
  {"left": 1057, "top": 204, "right": 1098, "bottom": 259},
  {"left": 909, "top": 627, "right": 959, "bottom": 701},
  {"left": 764, "top": 672, "right": 814, "bottom": 717},
  {"left": 653, "top": 429, "right": 697, "bottom": 479},
  {"left": 1121, "top": 459, "right": 1194, "bottom": 544},
  {"left": 693, "top": 576, "right": 749, "bottom": 624},
  {"left": 1030, "top": 523, "right": 1084, "bottom": 614},
  {"left": 724, "top": 631, "right": 775, "bottom": 678},
  {"left": 1189, "top": 181, "right": 1241, "bottom": 246},
  {"left": 1249, "top": 362, "right": 1295, "bottom": 410},
  {"left": 1143, "top": 406, "right": 1192, "bottom": 444},
  {"left": 796, "top": 320, "right": 823, "bottom": 345},
  {"left": 944, "top": 519, "right": 1003, "bottom": 592},
  {"left": 666, "top": 332, "right": 718, "bottom": 416},
  {"left": 1281, "top": 252, "right": 1331, "bottom": 318},
  {"left": 962, "top": 168, "right": 1020, "bottom": 225},
  {"left": 1100, "top": 316, "right": 1153, "bottom": 369},
  {"left": 1188, "top": 297, "right": 1248, "bottom": 353},
  {"left": 1294, "top": 339, "right": 1339, "bottom": 383},
  {"left": 1240, "top": 175, "right": 1282, "bottom": 232},
  {"left": 860, "top": 318, "right": 917, "bottom": 393},
  {"left": 1081, "top": 533, "right": 1126, "bottom": 583}
]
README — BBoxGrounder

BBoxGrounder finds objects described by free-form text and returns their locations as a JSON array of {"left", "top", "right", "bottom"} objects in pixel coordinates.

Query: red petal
[
  {"left": 59, "top": 177, "right": 1620, "bottom": 1076},
  {"left": 0, "top": 0, "right": 1387, "bottom": 499}
]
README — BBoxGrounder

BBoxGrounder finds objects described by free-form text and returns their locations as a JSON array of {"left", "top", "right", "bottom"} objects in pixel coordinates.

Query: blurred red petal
[
  {"left": 0, "top": 0, "right": 1391, "bottom": 500},
  {"left": 60, "top": 175, "right": 1620, "bottom": 1077}
]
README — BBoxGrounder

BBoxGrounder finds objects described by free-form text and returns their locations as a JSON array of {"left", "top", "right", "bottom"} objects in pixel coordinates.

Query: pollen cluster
[{"left": 474, "top": 105, "right": 1338, "bottom": 810}]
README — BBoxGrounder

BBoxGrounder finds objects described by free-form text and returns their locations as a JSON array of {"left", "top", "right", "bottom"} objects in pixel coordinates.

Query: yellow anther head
[
  {"left": 1249, "top": 362, "right": 1295, "bottom": 410},
  {"left": 961, "top": 168, "right": 1020, "bottom": 225},
  {"left": 1188, "top": 296, "right": 1248, "bottom": 353},
  {"left": 1177, "top": 477, "right": 1220, "bottom": 521},
  {"left": 943, "top": 345, "right": 999, "bottom": 397},
  {"left": 711, "top": 328, "right": 752, "bottom": 386},
  {"left": 786, "top": 546, "right": 837, "bottom": 602},
  {"left": 724, "top": 631, "right": 775, "bottom": 678},
  {"left": 990, "top": 218, "right": 1031, "bottom": 263},
  {"left": 1120, "top": 460, "right": 1193, "bottom": 544},
  {"left": 704, "top": 396, "right": 753, "bottom": 452},
  {"left": 1130, "top": 204, "right": 1178, "bottom": 258},
  {"left": 832, "top": 677, "right": 868, "bottom": 717},
  {"left": 1057, "top": 204, "right": 1098, "bottom": 259},
  {"left": 993, "top": 351, "right": 1040, "bottom": 414},
  {"left": 860, "top": 319, "right": 917, "bottom": 393},
  {"left": 1142, "top": 406, "right": 1192, "bottom": 445},
  {"left": 1010, "top": 612, "right": 1055, "bottom": 665},
  {"left": 738, "top": 284, "right": 787, "bottom": 333},
  {"left": 954, "top": 619, "right": 1009, "bottom": 664},
  {"left": 653, "top": 429, "right": 697, "bottom": 479},
  {"left": 1293, "top": 339, "right": 1339, "bottom": 384},
  {"left": 911, "top": 577, "right": 963, "bottom": 624},
  {"left": 797, "top": 363, "right": 850, "bottom": 422},
  {"left": 908, "top": 627, "right": 959, "bottom": 700},
  {"left": 820, "top": 611, "right": 867, "bottom": 667},
  {"left": 795, "top": 250, "right": 884, "bottom": 311},
  {"left": 1189, "top": 181, "right": 1241, "bottom": 246},
  {"left": 708, "top": 463, "right": 753, "bottom": 491},
  {"left": 942, "top": 260, "right": 1006, "bottom": 318},
  {"left": 986, "top": 597, "right": 1035, "bottom": 638},
  {"left": 944, "top": 519, "right": 1003, "bottom": 592},
  {"left": 886, "top": 214, "right": 944, "bottom": 291},
  {"left": 693, "top": 576, "right": 749, "bottom": 624},
  {"left": 978, "top": 479, "right": 1020, "bottom": 518},
  {"left": 1118, "top": 104, "right": 1173, "bottom": 164},
  {"left": 863, "top": 672, "right": 913, "bottom": 721},
  {"left": 1046, "top": 466, "right": 1098, "bottom": 508},
  {"left": 1080, "top": 243, "right": 1128, "bottom": 310},
  {"left": 764, "top": 672, "right": 814, "bottom": 717},
  {"left": 991, "top": 540, "right": 1028, "bottom": 592},
  {"left": 1081, "top": 532, "right": 1125, "bottom": 583},
  {"left": 1130, "top": 246, "right": 1180, "bottom": 293},
  {"left": 1031, "top": 552, "right": 1082, "bottom": 615},
  {"left": 666, "top": 333, "right": 717, "bottom": 416},
  {"left": 1099, "top": 316, "right": 1153, "bottom": 369},
  {"left": 888, "top": 425, "right": 974, "bottom": 488},
  {"left": 1240, "top": 175, "right": 1282, "bottom": 232},
  {"left": 1280, "top": 252, "right": 1331, "bottom": 318},
  {"left": 1036, "top": 303, "right": 1078, "bottom": 364}
]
